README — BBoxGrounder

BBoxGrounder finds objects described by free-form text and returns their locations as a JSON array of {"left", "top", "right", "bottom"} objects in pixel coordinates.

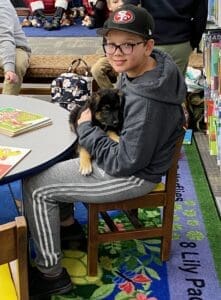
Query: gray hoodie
[
  {"left": 0, "top": 0, "right": 31, "bottom": 73},
  {"left": 78, "top": 49, "right": 186, "bottom": 183}
]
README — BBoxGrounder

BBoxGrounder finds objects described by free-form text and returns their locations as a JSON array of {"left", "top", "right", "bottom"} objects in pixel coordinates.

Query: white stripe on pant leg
[
  {"left": 33, "top": 198, "right": 49, "bottom": 267},
  {"left": 42, "top": 199, "right": 58, "bottom": 264},
  {"left": 51, "top": 180, "right": 144, "bottom": 198},
  {"left": 33, "top": 176, "right": 144, "bottom": 199},
  {"left": 34, "top": 176, "right": 145, "bottom": 200},
  {"left": 33, "top": 194, "right": 58, "bottom": 267},
  {"left": 33, "top": 176, "right": 138, "bottom": 194}
]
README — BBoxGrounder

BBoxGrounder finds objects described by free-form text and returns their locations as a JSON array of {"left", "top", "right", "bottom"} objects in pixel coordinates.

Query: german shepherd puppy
[{"left": 69, "top": 88, "right": 123, "bottom": 175}]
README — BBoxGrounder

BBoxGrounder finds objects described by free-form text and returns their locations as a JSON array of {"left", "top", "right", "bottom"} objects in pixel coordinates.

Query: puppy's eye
[
  {"left": 102, "top": 105, "right": 111, "bottom": 111},
  {"left": 99, "top": 106, "right": 109, "bottom": 113}
]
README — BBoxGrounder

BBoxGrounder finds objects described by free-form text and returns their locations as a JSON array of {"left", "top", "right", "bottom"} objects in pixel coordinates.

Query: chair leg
[
  {"left": 87, "top": 204, "right": 99, "bottom": 276},
  {"left": 161, "top": 198, "right": 175, "bottom": 261}
]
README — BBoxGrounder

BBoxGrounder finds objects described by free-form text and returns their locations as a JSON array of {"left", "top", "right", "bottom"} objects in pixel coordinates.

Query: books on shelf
[
  {"left": 0, "top": 107, "right": 52, "bottom": 137},
  {"left": 0, "top": 146, "right": 31, "bottom": 179}
]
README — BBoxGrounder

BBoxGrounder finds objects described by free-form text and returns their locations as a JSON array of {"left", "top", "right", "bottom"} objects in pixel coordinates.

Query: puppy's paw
[
  {"left": 107, "top": 130, "right": 119, "bottom": 142},
  {"left": 79, "top": 146, "right": 93, "bottom": 175},
  {"left": 79, "top": 160, "right": 93, "bottom": 176}
]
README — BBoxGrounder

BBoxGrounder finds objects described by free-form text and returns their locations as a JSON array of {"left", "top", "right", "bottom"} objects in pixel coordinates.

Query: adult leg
[
  {"left": 44, "top": 0, "right": 69, "bottom": 30},
  {"left": 2, "top": 48, "right": 30, "bottom": 95},
  {"left": 25, "top": 0, "right": 47, "bottom": 26},
  {"left": 155, "top": 41, "right": 193, "bottom": 76}
]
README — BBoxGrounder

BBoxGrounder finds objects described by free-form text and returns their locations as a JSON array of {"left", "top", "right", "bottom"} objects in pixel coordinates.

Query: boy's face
[{"left": 104, "top": 30, "right": 154, "bottom": 78}]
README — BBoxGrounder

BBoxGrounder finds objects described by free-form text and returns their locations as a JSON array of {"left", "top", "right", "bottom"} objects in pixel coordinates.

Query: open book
[
  {"left": 0, "top": 146, "right": 31, "bottom": 179},
  {"left": 0, "top": 107, "right": 52, "bottom": 137}
]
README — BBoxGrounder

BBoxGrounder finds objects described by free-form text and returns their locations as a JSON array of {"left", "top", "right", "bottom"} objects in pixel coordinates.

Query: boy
[
  {"left": 91, "top": 0, "right": 139, "bottom": 88},
  {"left": 24, "top": 5, "right": 186, "bottom": 297}
]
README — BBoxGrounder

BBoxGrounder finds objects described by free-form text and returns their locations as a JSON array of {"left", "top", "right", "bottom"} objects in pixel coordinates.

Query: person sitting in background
[
  {"left": 0, "top": 0, "right": 31, "bottom": 95},
  {"left": 91, "top": 0, "right": 208, "bottom": 88},
  {"left": 23, "top": 0, "right": 72, "bottom": 30}
]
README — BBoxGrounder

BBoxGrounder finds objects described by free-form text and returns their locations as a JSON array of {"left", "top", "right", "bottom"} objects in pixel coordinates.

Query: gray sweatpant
[{"left": 23, "top": 158, "right": 156, "bottom": 275}]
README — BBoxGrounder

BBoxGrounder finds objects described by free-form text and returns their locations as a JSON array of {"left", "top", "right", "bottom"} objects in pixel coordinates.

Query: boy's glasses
[{"left": 103, "top": 41, "right": 146, "bottom": 55}]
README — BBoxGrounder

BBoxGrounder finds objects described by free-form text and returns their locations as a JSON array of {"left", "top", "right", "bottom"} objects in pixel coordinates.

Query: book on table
[
  {"left": 0, "top": 146, "right": 31, "bottom": 179},
  {"left": 0, "top": 107, "right": 52, "bottom": 137}
]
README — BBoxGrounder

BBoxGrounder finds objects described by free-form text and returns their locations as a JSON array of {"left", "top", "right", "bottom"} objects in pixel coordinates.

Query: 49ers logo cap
[
  {"left": 97, "top": 4, "right": 154, "bottom": 39},
  {"left": 113, "top": 10, "right": 135, "bottom": 24}
]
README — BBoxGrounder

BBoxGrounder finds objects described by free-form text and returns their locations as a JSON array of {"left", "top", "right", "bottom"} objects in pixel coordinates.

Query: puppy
[{"left": 69, "top": 88, "right": 123, "bottom": 175}]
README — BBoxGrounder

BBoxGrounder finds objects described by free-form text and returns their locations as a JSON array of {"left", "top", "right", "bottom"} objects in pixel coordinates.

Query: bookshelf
[
  {"left": 202, "top": 20, "right": 221, "bottom": 170},
  {"left": 194, "top": 1, "right": 221, "bottom": 171}
]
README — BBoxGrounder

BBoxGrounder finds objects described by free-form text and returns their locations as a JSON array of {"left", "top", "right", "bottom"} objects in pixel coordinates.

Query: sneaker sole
[{"left": 30, "top": 281, "right": 73, "bottom": 299}]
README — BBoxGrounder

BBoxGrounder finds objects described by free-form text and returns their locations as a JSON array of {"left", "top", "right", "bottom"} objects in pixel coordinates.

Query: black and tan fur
[{"left": 69, "top": 88, "right": 123, "bottom": 175}]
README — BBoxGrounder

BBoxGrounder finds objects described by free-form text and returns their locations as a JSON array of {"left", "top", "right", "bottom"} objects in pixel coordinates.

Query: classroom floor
[{"left": 27, "top": 36, "right": 221, "bottom": 217}]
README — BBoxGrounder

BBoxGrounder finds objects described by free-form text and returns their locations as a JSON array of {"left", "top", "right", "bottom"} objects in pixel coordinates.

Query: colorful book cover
[
  {"left": 210, "top": 42, "right": 221, "bottom": 91},
  {"left": 207, "top": 0, "right": 216, "bottom": 23},
  {"left": 0, "top": 146, "right": 31, "bottom": 179},
  {"left": 208, "top": 115, "right": 218, "bottom": 155},
  {"left": 0, "top": 107, "right": 52, "bottom": 137}
]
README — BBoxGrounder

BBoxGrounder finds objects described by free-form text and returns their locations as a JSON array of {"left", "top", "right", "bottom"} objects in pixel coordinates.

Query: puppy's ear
[
  {"left": 88, "top": 92, "right": 101, "bottom": 110},
  {"left": 69, "top": 104, "right": 82, "bottom": 131},
  {"left": 115, "top": 89, "right": 123, "bottom": 98}
]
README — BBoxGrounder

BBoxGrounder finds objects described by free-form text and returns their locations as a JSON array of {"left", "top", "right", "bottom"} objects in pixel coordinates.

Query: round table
[{"left": 0, "top": 95, "right": 77, "bottom": 184}]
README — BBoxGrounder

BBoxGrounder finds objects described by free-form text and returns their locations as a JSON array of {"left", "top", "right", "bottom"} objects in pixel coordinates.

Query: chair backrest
[
  {"left": 164, "top": 135, "right": 184, "bottom": 195},
  {"left": 0, "top": 216, "right": 29, "bottom": 300}
]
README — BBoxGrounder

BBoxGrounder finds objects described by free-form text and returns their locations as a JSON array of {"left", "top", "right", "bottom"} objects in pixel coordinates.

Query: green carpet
[{"left": 185, "top": 140, "right": 221, "bottom": 282}]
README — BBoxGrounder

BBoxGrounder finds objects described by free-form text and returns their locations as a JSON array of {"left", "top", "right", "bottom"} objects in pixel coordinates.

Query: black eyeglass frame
[{"left": 102, "top": 41, "right": 147, "bottom": 55}]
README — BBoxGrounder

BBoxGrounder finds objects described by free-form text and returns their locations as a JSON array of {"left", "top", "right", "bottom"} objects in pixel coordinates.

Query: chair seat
[
  {"left": 153, "top": 182, "right": 165, "bottom": 191},
  {"left": 0, "top": 264, "right": 17, "bottom": 300}
]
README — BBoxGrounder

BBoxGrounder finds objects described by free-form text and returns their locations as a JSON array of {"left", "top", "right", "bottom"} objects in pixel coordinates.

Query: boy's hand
[{"left": 77, "top": 108, "right": 92, "bottom": 125}]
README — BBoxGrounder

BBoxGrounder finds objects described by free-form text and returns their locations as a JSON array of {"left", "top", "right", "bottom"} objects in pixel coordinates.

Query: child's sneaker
[{"left": 29, "top": 267, "right": 72, "bottom": 298}]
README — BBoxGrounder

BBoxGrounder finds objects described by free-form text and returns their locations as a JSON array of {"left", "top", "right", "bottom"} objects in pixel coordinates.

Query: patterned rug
[
  {"left": 52, "top": 141, "right": 221, "bottom": 300},
  {"left": 0, "top": 140, "right": 220, "bottom": 299}
]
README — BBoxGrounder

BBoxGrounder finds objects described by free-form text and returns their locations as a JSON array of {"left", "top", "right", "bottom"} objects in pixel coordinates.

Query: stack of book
[{"left": 0, "top": 107, "right": 52, "bottom": 137}]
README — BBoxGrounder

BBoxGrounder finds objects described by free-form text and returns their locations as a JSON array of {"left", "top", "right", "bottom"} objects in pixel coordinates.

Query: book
[
  {"left": 0, "top": 146, "right": 31, "bottom": 179},
  {"left": 0, "top": 107, "right": 52, "bottom": 137},
  {"left": 183, "top": 129, "right": 193, "bottom": 145}
]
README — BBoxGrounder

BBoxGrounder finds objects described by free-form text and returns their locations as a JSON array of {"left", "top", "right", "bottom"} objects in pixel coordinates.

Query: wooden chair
[
  {"left": 86, "top": 135, "right": 184, "bottom": 276},
  {"left": 0, "top": 216, "right": 29, "bottom": 300}
]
